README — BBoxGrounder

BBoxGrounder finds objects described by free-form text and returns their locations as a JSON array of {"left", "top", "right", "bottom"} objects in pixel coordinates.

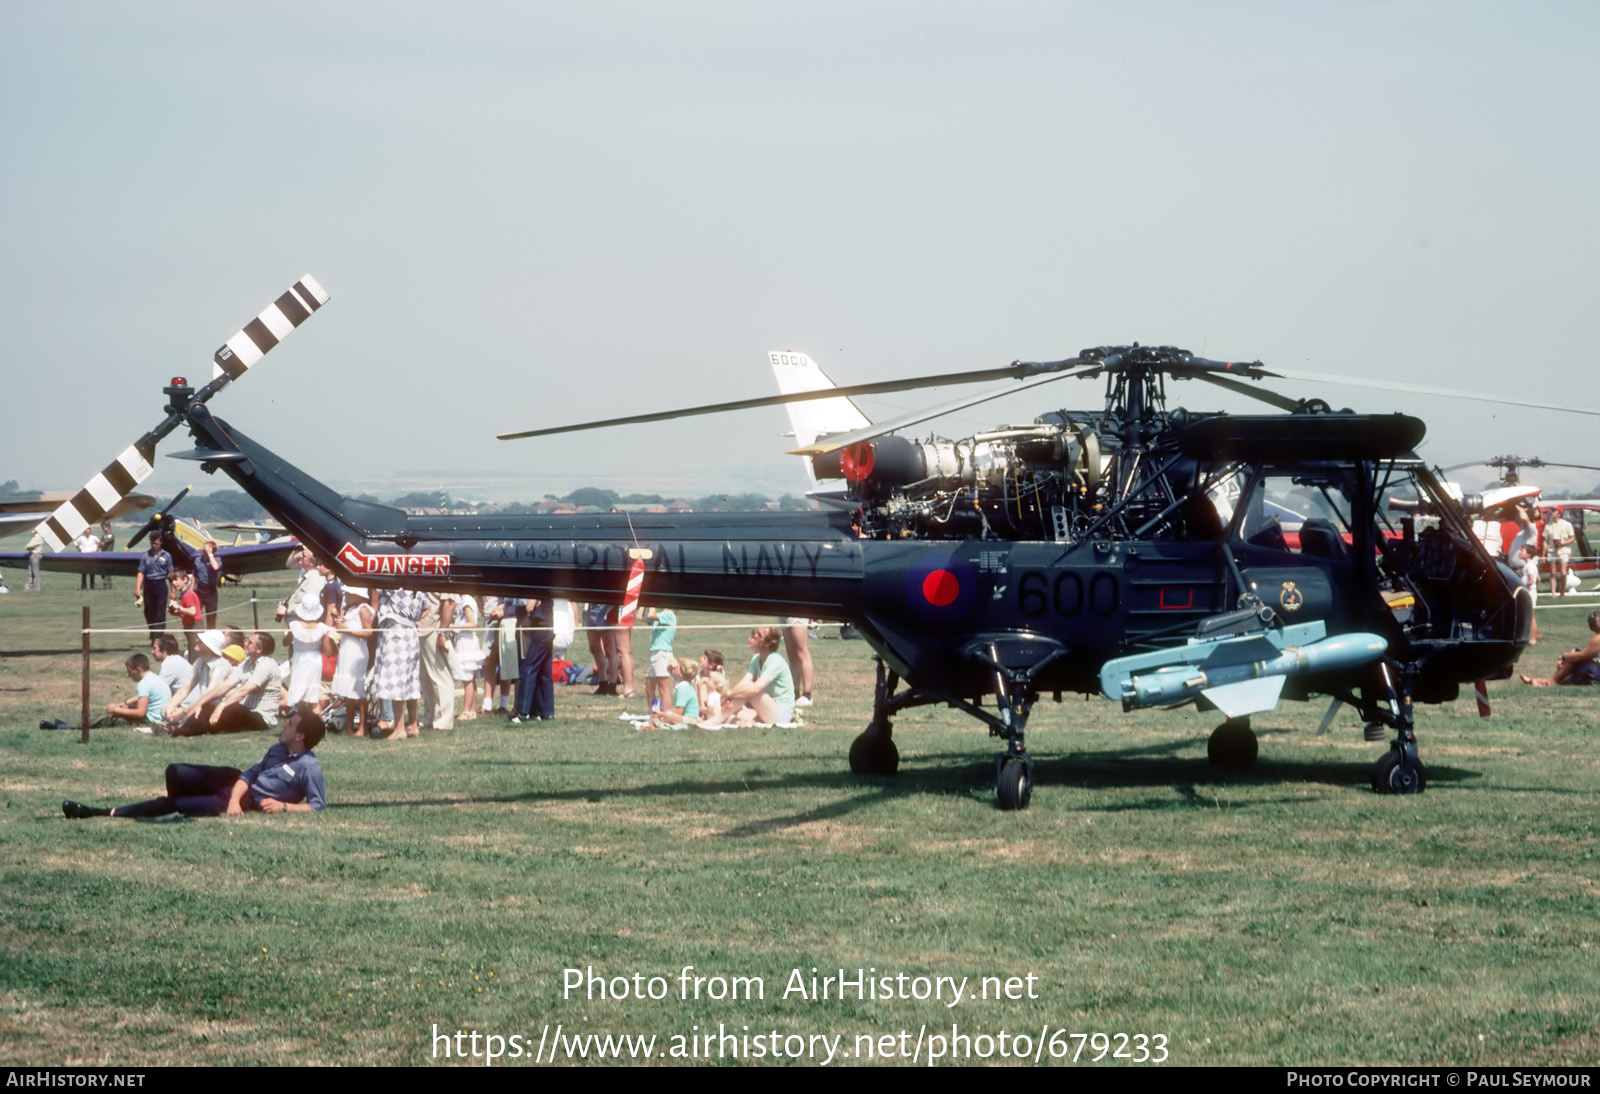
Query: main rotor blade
[
  {"left": 1269, "top": 367, "right": 1600, "bottom": 420},
  {"left": 1441, "top": 457, "right": 1600, "bottom": 476},
  {"left": 788, "top": 366, "right": 1102, "bottom": 455},
  {"left": 1520, "top": 460, "right": 1600, "bottom": 474},
  {"left": 32, "top": 275, "right": 329, "bottom": 552},
  {"left": 1191, "top": 372, "right": 1303, "bottom": 412},
  {"left": 496, "top": 358, "right": 1087, "bottom": 441}
]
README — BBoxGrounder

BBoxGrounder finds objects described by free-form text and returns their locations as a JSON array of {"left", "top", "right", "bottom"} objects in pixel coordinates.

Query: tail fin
[{"left": 767, "top": 351, "right": 871, "bottom": 486}]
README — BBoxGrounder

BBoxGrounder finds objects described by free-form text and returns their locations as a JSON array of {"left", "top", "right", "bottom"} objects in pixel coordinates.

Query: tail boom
[{"left": 182, "top": 404, "right": 864, "bottom": 616}]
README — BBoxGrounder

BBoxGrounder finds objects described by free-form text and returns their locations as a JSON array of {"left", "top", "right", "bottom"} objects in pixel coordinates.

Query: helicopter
[
  {"left": 61, "top": 276, "right": 1570, "bottom": 809},
  {"left": 1435, "top": 456, "right": 1600, "bottom": 578}
]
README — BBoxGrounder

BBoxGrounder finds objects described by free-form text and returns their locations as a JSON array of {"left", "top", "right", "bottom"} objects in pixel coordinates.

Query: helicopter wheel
[
  {"left": 996, "top": 757, "right": 1032, "bottom": 811},
  {"left": 1207, "top": 718, "right": 1258, "bottom": 768},
  {"left": 1372, "top": 748, "right": 1427, "bottom": 794},
  {"left": 848, "top": 721, "right": 899, "bottom": 777}
]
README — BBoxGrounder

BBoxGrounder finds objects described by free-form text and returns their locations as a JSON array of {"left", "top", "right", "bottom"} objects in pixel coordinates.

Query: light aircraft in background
[
  {"left": 212, "top": 519, "right": 291, "bottom": 542},
  {"left": 0, "top": 491, "right": 154, "bottom": 541},
  {"left": 0, "top": 503, "right": 300, "bottom": 582}
]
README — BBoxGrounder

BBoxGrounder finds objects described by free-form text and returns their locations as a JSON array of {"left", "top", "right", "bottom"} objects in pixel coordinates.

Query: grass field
[{"left": 1, "top": 570, "right": 1597, "bottom": 1066}]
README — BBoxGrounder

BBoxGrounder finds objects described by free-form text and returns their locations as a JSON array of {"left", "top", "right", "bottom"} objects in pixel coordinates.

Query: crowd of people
[{"left": 85, "top": 547, "right": 817, "bottom": 740}]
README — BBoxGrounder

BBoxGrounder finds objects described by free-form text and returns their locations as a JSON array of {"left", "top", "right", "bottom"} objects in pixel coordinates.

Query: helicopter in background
[
  {"left": 1440, "top": 456, "right": 1600, "bottom": 580},
  {"left": 54, "top": 275, "right": 1596, "bottom": 808}
]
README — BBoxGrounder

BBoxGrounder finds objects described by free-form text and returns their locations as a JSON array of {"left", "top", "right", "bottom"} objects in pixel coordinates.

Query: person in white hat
[
  {"left": 284, "top": 596, "right": 331, "bottom": 711},
  {"left": 163, "top": 631, "right": 244, "bottom": 734}
]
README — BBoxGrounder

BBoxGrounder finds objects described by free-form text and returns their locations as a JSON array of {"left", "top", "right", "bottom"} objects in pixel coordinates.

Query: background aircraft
[
  {"left": 0, "top": 491, "right": 154, "bottom": 541},
  {"left": 0, "top": 511, "right": 299, "bottom": 581}
]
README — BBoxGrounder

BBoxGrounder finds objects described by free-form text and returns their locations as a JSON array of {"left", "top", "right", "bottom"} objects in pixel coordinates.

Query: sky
[{"left": 4, "top": 1, "right": 1599, "bottom": 508}]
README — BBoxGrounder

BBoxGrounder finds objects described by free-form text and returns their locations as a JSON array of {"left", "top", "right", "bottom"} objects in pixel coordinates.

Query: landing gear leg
[
  {"left": 1207, "top": 716, "right": 1258, "bottom": 767},
  {"left": 1372, "top": 662, "right": 1427, "bottom": 794},
  {"left": 849, "top": 658, "right": 899, "bottom": 777},
  {"left": 987, "top": 642, "right": 1036, "bottom": 811}
]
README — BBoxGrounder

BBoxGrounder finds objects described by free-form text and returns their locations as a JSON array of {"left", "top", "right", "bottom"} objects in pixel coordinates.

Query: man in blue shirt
[
  {"left": 62, "top": 711, "right": 327, "bottom": 819},
  {"left": 512, "top": 598, "right": 555, "bottom": 723},
  {"left": 133, "top": 530, "right": 176, "bottom": 642},
  {"left": 185, "top": 538, "right": 223, "bottom": 627},
  {"left": 91, "top": 654, "right": 172, "bottom": 732}
]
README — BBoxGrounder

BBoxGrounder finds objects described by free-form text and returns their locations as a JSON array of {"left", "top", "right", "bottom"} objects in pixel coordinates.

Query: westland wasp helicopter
[{"left": 77, "top": 275, "right": 1596, "bottom": 808}]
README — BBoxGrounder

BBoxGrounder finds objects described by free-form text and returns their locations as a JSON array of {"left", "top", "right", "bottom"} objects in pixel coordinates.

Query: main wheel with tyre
[{"left": 996, "top": 757, "right": 1032, "bottom": 810}]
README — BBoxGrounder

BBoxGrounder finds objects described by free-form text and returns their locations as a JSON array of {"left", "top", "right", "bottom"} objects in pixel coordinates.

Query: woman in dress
[
  {"left": 330, "top": 584, "right": 374, "bottom": 735},
  {"left": 452, "top": 593, "right": 485, "bottom": 720},
  {"left": 371, "top": 586, "right": 425, "bottom": 737},
  {"left": 284, "top": 597, "right": 332, "bottom": 712}
]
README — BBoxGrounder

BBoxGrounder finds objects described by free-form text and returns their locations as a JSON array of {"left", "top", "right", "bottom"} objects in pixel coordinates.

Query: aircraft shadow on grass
[{"left": 331, "top": 738, "right": 1485, "bottom": 831}]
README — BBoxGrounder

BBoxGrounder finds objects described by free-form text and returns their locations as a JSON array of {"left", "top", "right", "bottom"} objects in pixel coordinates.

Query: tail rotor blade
[
  {"left": 212, "top": 276, "right": 329, "bottom": 380},
  {"left": 33, "top": 275, "right": 329, "bottom": 552},
  {"left": 35, "top": 441, "right": 156, "bottom": 552}
]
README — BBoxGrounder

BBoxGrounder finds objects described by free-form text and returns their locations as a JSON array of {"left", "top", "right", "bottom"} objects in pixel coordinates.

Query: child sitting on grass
[
  {"left": 649, "top": 657, "right": 700, "bottom": 728},
  {"left": 697, "top": 649, "right": 726, "bottom": 723}
]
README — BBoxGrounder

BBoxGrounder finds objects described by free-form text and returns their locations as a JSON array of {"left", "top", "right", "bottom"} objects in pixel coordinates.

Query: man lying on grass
[{"left": 62, "top": 711, "right": 327, "bottom": 819}]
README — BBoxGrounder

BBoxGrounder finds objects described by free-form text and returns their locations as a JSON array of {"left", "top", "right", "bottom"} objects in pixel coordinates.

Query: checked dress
[{"left": 371, "top": 588, "right": 425, "bottom": 701}]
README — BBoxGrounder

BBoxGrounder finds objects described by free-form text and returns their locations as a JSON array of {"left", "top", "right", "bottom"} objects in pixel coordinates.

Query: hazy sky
[{"left": 4, "top": 1, "right": 1599, "bottom": 507}]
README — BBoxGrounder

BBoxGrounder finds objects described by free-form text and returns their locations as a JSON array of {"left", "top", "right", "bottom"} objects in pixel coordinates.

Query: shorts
[
  {"left": 647, "top": 650, "right": 673, "bottom": 677},
  {"left": 780, "top": 617, "right": 808, "bottom": 627},
  {"left": 582, "top": 603, "right": 609, "bottom": 628},
  {"left": 1551, "top": 546, "right": 1573, "bottom": 563}
]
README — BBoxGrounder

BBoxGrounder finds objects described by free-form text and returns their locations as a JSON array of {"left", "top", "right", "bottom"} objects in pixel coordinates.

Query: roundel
[{"left": 906, "top": 551, "right": 979, "bottom": 620}]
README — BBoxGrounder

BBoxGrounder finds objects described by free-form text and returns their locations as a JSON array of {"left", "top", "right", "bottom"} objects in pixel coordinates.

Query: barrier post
[
  {"left": 252, "top": 591, "right": 259, "bottom": 630},
  {"left": 80, "top": 606, "right": 90, "bottom": 745}
]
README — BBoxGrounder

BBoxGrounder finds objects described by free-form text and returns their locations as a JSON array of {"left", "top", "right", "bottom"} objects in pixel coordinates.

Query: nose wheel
[
  {"left": 995, "top": 753, "right": 1034, "bottom": 811},
  {"left": 1368, "top": 661, "right": 1427, "bottom": 794}
]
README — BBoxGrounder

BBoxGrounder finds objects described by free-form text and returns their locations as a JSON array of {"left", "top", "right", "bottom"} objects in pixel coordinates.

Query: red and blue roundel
[{"left": 906, "top": 551, "right": 979, "bottom": 620}]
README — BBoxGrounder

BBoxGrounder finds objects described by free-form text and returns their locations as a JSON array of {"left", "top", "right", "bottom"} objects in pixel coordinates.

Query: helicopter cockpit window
[{"left": 1233, "top": 472, "right": 1354, "bottom": 558}]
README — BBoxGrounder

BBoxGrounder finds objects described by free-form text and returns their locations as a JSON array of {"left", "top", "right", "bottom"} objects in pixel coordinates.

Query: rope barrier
[{"left": 68, "top": 620, "right": 828, "bottom": 637}]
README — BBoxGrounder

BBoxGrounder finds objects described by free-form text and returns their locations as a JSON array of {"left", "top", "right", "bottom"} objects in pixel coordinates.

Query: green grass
[{"left": 0, "top": 573, "right": 1597, "bottom": 1065}]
